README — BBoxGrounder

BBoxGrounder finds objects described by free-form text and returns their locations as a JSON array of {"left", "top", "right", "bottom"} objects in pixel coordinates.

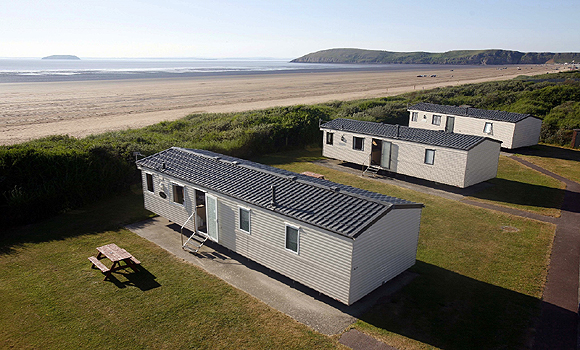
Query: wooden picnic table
[{"left": 88, "top": 243, "right": 140, "bottom": 279}]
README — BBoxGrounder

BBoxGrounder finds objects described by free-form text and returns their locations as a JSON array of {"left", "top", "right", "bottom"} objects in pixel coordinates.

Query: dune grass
[
  {"left": 467, "top": 155, "right": 566, "bottom": 217},
  {"left": 0, "top": 186, "right": 339, "bottom": 349}
]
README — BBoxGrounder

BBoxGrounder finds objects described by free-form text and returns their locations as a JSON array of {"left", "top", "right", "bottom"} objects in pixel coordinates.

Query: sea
[{"left": 0, "top": 57, "right": 465, "bottom": 83}]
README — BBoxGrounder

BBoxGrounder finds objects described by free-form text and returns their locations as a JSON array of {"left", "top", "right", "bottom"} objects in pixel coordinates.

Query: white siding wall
[
  {"left": 408, "top": 109, "right": 518, "bottom": 148},
  {"left": 408, "top": 110, "right": 444, "bottom": 131},
  {"left": 322, "top": 129, "right": 471, "bottom": 187},
  {"left": 512, "top": 117, "right": 542, "bottom": 149},
  {"left": 141, "top": 171, "right": 196, "bottom": 231},
  {"left": 464, "top": 140, "right": 501, "bottom": 187},
  {"left": 322, "top": 130, "right": 371, "bottom": 167},
  {"left": 140, "top": 168, "right": 355, "bottom": 304},
  {"left": 349, "top": 207, "right": 422, "bottom": 304}
]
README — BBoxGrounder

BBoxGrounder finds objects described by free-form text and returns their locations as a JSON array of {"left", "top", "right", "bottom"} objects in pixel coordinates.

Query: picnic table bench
[{"left": 88, "top": 243, "right": 140, "bottom": 279}]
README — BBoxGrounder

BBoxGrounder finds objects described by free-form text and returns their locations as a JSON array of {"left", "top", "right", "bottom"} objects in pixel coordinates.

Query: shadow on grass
[
  {"left": 506, "top": 144, "right": 580, "bottom": 162},
  {"left": 469, "top": 177, "right": 568, "bottom": 213},
  {"left": 358, "top": 261, "right": 576, "bottom": 350},
  {"left": 0, "top": 187, "right": 153, "bottom": 255},
  {"left": 107, "top": 266, "right": 161, "bottom": 291}
]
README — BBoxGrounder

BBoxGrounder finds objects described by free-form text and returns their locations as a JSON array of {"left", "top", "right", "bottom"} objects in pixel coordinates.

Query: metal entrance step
[{"left": 363, "top": 165, "right": 381, "bottom": 178}]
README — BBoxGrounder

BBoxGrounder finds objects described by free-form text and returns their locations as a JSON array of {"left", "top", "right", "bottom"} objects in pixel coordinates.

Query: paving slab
[{"left": 126, "top": 217, "right": 416, "bottom": 336}]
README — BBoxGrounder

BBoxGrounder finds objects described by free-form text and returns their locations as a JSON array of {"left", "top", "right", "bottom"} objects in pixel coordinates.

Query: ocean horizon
[{"left": 0, "top": 57, "right": 471, "bottom": 83}]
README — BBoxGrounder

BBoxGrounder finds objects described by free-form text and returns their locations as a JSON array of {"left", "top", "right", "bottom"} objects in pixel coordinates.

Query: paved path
[
  {"left": 508, "top": 157, "right": 580, "bottom": 350},
  {"left": 316, "top": 156, "right": 580, "bottom": 349},
  {"left": 126, "top": 217, "right": 416, "bottom": 336}
]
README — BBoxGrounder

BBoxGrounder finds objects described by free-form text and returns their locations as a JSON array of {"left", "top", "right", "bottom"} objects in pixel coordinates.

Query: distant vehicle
[{"left": 430, "top": 75, "right": 437, "bottom": 77}]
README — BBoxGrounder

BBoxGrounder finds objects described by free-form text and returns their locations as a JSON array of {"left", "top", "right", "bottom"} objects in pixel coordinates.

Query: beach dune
[{"left": 0, "top": 65, "right": 556, "bottom": 145}]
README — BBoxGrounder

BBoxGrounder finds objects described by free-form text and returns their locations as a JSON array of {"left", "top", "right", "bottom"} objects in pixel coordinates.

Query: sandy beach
[{"left": 0, "top": 64, "right": 560, "bottom": 145}]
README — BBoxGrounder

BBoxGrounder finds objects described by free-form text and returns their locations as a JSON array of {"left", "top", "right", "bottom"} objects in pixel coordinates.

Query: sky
[{"left": 1, "top": 0, "right": 579, "bottom": 59}]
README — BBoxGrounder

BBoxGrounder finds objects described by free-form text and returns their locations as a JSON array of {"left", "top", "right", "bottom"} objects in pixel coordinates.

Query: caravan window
[
  {"left": 484, "top": 122, "right": 493, "bottom": 134},
  {"left": 424, "top": 149, "right": 435, "bottom": 165},
  {"left": 239, "top": 207, "right": 251, "bottom": 234},
  {"left": 146, "top": 173, "right": 154, "bottom": 192},
  {"left": 285, "top": 224, "right": 300, "bottom": 254},
  {"left": 353, "top": 136, "right": 364, "bottom": 151},
  {"left": 172, "top": 184, "right": 184, "bottom": 204},
  {"left": 411, "top": 112, "right": 418, "bottom": 122},
  {"left": 326, "top": 132, "right": 334, "bottom": 145},
  {"left": 432, "top": 115, "right": 441, "bottom": 126}
]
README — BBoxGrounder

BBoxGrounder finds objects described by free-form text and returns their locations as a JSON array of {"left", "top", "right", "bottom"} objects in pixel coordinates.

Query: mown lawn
[
  {"left": 516, "top": 144, "right": 580, "bottom": 184},
  {"left": 467, "top": 155, "right": 566, "bottom": 217},
  {"left": 258, "top": 148, "right": 555, "bottom": 350},
  {"left": 1, "top": 147, "right": 556, "bottom": 350},
  {"left": 0, "top": 186, "right": 339, "bottom": 349}
]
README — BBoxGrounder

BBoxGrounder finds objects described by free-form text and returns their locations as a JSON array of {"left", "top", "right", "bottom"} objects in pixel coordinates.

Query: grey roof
[
  {"left": 320, "top": 118, "right": 500, "bottom": 150},
  {"left": 136, "top": 148, "right": 422, "bottom": 238},
  {"left": 408, "top": 102, "right": 536, "bottom": 123}
]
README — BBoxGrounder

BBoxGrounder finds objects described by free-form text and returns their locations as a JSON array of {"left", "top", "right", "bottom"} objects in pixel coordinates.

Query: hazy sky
[{"left": 1, "top": 0, "right": 579, "bottom": 58}]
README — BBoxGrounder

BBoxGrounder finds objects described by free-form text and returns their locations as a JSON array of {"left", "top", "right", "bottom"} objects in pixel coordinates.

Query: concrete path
[{"left": 126, "top": 217, "right": 416, "bottom": 336}]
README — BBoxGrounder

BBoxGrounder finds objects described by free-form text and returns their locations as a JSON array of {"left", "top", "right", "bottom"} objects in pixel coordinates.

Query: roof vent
[
  {"left": 162, "top": 162, "right": 166, "bottom": 170},
  {"left": 270, "top": 185, "right": 277, "bottom": 207}
]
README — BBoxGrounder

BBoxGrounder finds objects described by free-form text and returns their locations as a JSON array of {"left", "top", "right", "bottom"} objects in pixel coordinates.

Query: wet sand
[{"left": 0, "top": 64, "right": 559, "bottom": 145}]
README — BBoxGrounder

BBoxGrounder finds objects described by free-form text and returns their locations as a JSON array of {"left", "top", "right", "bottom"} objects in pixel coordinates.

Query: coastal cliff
[{"left": 292, "top": 49, "right": 580, "bottom": 65}]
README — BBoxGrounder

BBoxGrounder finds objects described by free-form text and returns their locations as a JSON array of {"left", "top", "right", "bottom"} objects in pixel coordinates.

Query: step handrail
[{"left": 180, "top": 211, "right": 196, "bottom": 248}]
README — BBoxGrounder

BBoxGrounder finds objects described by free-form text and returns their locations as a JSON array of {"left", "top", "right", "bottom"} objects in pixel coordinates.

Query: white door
[
  {"left": 381, "top": 141, "right": 392, "bottom": 169},
  {"left": 206, "top": 195, "right": 218, "bottom": 242}
]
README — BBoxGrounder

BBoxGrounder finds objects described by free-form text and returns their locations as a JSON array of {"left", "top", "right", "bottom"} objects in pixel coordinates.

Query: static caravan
[
  {"left": 320, "top": 118, "right": 501, "bottom": 188},
  {"left": 407, "top": 102, "right": 542, "bottom": 149},
  {"left": 136, "top": 147, "right": 423, "bottom": 305}
]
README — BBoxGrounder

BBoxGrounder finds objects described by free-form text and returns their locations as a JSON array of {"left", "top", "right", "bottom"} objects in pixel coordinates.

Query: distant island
[
  {"left": 41, "top": 55, "right": 81, "bottom": 60},
  {"left": 291, "top": 49, "right": 580, "bottom": 65}
]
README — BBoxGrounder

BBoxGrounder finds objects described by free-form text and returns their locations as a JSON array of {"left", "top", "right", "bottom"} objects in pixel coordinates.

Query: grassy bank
[
  {"left": 0, "top": 185, "right": 339, "bottom": 349},
  {"left": 1, "top": 148, "right": 555, "bottom": 349},
  {"left": 2, "top": 71, "right": 579, "bottom": 229},
  {"left": 258, "top": 148, "right": 554, "bottom": 350}
]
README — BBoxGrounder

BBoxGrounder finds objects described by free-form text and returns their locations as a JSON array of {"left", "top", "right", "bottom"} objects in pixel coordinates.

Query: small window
[
  {"left": 411, "top": 111, "right": 418, "bottom": 122},
  {"left": 432, "top": 115, "right": 441, "bottom": 126},
  {"left": 326, "top": 132, "right": 334, "bottom": 145},
  {"left": 172, "top": 184, "right": 184, "bottom": 204},
  {"left": 483, "top": 122, "right": 493, "bottom": 134},
  {"left": 146, "top": 173, "right": 154, "bottom": 192},
  {"left": 425, "top": 149, "right": 435, "bottom": 165},
  {"left": 285, "top": 225, "right": 299, "bottom": 253},
  {"left": 353, "top": 136, "right": 364, "bottom": 151},
  {"left": 239, "top": 207, "right": 251, "bottom": 233}
]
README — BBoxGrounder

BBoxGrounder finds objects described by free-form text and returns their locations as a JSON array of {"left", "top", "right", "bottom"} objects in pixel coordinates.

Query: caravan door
[
  {"left": 206, "top": 195, "right": 219, "bottom": 242},
  {"left": 381, "top": 141, "right": 392, "bottom": 169}
]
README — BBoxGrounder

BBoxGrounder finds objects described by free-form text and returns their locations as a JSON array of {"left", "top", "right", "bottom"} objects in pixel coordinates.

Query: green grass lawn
[
  {"left": 258, "top": 148, "right": 555, "bottom": 350},
  {"left": 516, "top": 144, "right": 580, "bottom": 184},
  {"left": 467, "top": 155, "right": 566, "bottom": 217},
  {"left": 1, "top": 147, "right": 556, "bottom": 350},
  {"left": 0, "top": 186, "right": 339, "bottom": 349}
]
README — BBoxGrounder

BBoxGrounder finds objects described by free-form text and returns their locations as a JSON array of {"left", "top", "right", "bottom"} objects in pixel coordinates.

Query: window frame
[
  {"left": 145, "top": 173, "right": 154, "bottom": 193},
  {"left": 285, "top": 224, "right": 300, "bottom": 254},
  {"left": 411, "top": 111, "right": 418, "bottom": 122},
  {"left": 238, "top": 206, "right": 251, "bottom": 234},
  {"left": 432, "top": 114, "right": 442, "bottom": 126},
  {"left": 172, "top": 183, "right": 185, "bottom": 205},
  {"left": 483, "top": 122, "right": 493, "bottom": 134},
  {"left": 424, "top": 149, "right": 435, "bottom": 165},
  {"left": 352, "top": 136, "right": 365, "bottom": 151},
  {"left": 326, "top": 132, "right": 334, "bottom": 145}
]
